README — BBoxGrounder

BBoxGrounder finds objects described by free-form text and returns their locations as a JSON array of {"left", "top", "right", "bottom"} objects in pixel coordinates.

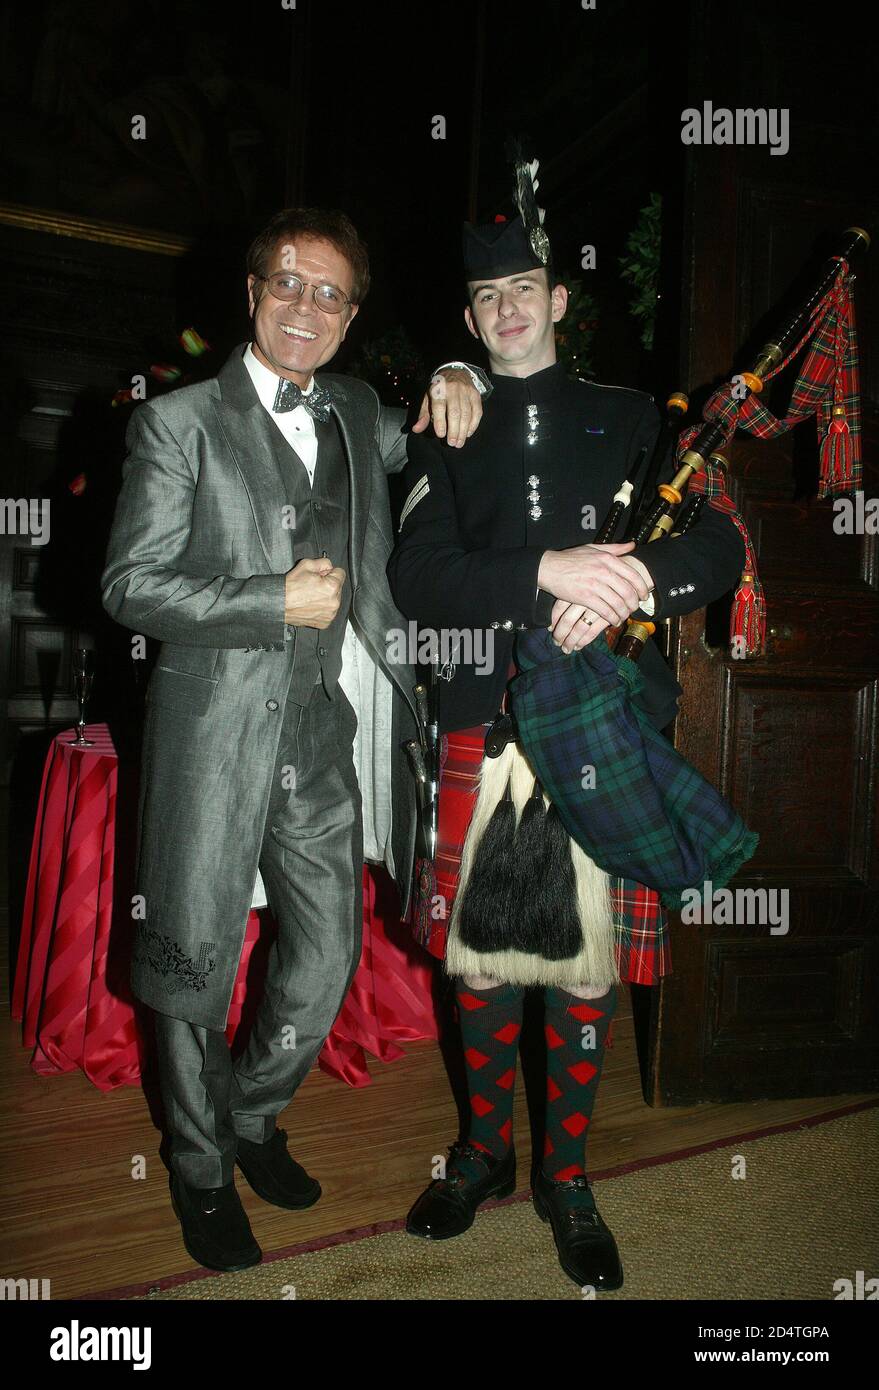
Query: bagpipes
[
  {"left": 497, "top": 225, "right": 870, "bottom": 924},
  {"left": 603, "top": 224, "right": 870, "bottom": 663},
  {"left": 408, "top": 197, "right": 869, "bottom": 981}
]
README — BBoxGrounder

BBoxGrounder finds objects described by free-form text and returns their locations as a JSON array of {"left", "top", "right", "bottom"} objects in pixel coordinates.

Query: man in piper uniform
[{"left": 387, "top": 198, "right": 746, "bottom": 1291}]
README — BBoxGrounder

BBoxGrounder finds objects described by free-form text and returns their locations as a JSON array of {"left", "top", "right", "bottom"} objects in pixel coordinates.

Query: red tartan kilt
[{"left": 410, "top": 726, "right": 672, "bottom": 986}]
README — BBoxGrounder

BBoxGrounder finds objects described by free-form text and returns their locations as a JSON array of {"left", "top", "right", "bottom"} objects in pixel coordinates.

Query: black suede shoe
[
  {"left": 406, "top": 1141, "right": 516, "bottom": 1239},
  {"left": 169, "top": 1174, "right": 262, "bottom": 1272},
  {"left": 235, "top": 1128, "right": 321, "bottom": 1210},
  {"left": 533, "top": 1168, "right": 623, "bottom": 1291}
]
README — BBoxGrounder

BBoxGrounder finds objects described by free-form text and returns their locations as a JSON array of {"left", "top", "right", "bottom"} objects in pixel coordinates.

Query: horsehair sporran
[{"left": 446, "top": 738, "right": 619, "bottom": 989}]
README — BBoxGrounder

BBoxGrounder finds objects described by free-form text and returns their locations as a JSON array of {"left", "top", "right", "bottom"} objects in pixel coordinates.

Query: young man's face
[
  {"left": 464, "top": 268, "right": 568, "bottom": 377},
  {"left": 246, "top": 235, "right": 360, "bottom": 386}
]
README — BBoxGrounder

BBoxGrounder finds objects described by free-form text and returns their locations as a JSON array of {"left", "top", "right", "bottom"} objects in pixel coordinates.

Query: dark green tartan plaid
[{"left": 510, "top": 628, "right": 759, "bottom": 911}]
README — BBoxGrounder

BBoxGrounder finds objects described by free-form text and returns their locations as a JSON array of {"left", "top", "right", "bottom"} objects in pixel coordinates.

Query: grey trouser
[{"left": 153, "top": 682, "right": 363, "bottom": 1187}]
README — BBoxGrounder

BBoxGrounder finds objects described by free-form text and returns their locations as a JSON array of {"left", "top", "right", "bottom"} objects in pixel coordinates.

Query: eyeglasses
[{"left": 257, "top": 272, "right": 351, "bottom": 314}]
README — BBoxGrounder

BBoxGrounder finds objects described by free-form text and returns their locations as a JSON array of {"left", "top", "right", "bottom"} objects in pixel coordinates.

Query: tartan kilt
[{"left": 410, "top": 726, "right": 672, "bottom": 986}]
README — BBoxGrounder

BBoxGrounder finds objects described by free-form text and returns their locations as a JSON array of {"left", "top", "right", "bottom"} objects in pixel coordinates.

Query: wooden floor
[
  {"left": 3, "top": 923, "right": 876, "bottom": 1299},
  {"left": 4, "top": 777, "right": 876, "bottom": 1299}
]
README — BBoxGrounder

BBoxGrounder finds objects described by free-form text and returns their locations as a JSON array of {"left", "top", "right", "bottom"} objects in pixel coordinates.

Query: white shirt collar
[{"left": 243, "top": 342, "right": 314, "bottom": 412}]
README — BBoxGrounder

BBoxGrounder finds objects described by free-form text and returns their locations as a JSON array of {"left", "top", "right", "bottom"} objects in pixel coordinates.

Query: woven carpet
[{"left": 128, "top": 1107, "right": 878, "bottom": 1301}]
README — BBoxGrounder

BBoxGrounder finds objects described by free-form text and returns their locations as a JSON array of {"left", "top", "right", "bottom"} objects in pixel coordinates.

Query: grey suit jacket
[{"left": 101, "top": 343, "right": 419, "bottom": 1029}]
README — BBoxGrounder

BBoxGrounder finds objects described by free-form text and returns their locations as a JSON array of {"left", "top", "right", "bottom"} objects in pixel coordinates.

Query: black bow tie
[{"left": 272, "top": 376, "right": 333, "bottom": 423}]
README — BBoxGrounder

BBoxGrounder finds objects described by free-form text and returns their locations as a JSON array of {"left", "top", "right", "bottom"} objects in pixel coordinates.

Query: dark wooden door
[{"left": 648, "top": 1, "right": 878, "bottom": 1102}]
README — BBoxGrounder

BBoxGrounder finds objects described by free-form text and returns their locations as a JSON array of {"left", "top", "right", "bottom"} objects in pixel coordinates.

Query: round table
[{"left": 12, "top": 724, "right": 438, "bottom": 1091}]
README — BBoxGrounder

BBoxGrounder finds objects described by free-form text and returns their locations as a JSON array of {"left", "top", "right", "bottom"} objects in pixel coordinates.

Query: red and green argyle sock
[
  {"left": 542, "top": 984, "right": 617, "bottom": 1182},
  {"left": 455, "top": 981, "right": 525, "bottom": 1159}
]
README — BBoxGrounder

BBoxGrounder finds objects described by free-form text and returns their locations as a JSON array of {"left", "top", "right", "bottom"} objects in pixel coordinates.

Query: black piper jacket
[{"left": 387, "top": 361, "right": 745, "bottom": 734}]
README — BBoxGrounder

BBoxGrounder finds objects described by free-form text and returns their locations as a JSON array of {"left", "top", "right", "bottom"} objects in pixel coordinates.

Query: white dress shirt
[
  {"left": 243, "top": 342, "right": 318, "bottom": 486},
  {"left": 242, "top": 342, "right": 395, "bottom": 911}
]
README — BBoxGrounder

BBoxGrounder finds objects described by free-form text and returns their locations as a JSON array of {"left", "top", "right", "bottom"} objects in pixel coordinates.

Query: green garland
[
  {"left": 618, "top": 193, "right": 662, "bottom": 352},
  {"left": 555, "top": 274, "right": 599, "bottom": 379}
]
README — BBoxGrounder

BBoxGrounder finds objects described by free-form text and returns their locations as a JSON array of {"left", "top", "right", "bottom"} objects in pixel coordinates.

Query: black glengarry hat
[{"left": 463, "top": 154, "right": 552, "bottom": 281}]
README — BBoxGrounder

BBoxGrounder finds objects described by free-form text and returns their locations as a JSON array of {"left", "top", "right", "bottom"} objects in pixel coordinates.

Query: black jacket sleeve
[
  {"left": 629, "top": 436, "right": 747, "bottom": 621},
  {"left": 387, "top": 431, "right": 548, "bottom": 630}
]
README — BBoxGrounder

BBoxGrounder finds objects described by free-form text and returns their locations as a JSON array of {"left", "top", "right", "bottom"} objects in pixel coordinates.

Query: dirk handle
[{"left": 413, "top": 683, "right": 430, "bottom": 750}]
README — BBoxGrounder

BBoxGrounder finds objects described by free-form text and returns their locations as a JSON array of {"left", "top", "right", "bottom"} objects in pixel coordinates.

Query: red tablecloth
[{"left": 12, "top": 724, "right": 438, "bottom": 1091}]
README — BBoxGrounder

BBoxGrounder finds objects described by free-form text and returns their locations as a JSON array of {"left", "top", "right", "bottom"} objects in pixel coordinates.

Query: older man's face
[{"left": 247, "top": 235, "right": 359, "bottom": 386}]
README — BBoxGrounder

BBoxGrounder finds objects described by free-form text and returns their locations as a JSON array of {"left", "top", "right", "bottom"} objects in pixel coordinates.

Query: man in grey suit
[{"left": 101, "top": 207, "right": 485, "bottom": 1271}]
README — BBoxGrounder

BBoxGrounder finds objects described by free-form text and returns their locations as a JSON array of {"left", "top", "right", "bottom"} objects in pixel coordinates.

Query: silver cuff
[{"left": 432, "top": 361, "right": 493, "bottom": 398}]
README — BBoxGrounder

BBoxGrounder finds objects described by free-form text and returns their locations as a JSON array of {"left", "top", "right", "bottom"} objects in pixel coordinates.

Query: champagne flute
[{"left": 71, "top": 647, "right": 95, "bottom": 746}]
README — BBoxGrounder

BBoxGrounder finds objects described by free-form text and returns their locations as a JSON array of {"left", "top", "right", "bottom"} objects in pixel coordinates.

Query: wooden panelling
[
  {"left": 706, "top": 939, "right": 865, "bottom": 1051},
  {"left": 724, "top": 675, "right": 875, "bottom": 883},
  {"left": 652, "top": 0, "right": 878, "bottom": 1104},
  {"left": 12, "top": 549, "right": 40, "bottom": 591},
  {"left": 8, "top": 619, "right": 73, "bottom": 699},
  {"left": 735, "top": 497, "right": 876, "bottom": 594}
]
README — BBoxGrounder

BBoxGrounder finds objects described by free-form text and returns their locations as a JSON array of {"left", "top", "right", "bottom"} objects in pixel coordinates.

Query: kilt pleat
[{"left": 410, "top": 726, "right": 672, "bottom": 986}]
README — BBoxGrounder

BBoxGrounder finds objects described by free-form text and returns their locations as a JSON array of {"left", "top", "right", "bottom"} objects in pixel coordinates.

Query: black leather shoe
[
  {"left": 406, "top": 1142, "right": 516, "bottom": 1239},
  {"left": 169, "top": 1174, "right": 262, "bottom": 1272},
  {"left": 235, "top": 1128, "right": 321, "bottom": 1210},
  {"left": 533, "top": 1169, "right": 623, "bottom": 1291}
]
